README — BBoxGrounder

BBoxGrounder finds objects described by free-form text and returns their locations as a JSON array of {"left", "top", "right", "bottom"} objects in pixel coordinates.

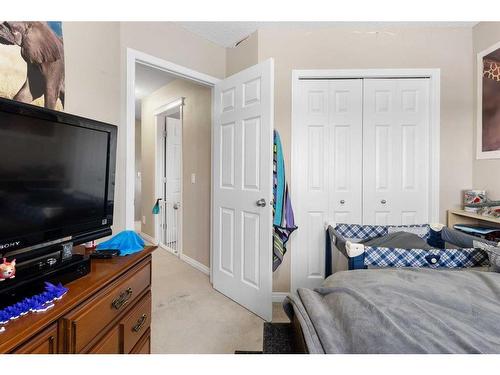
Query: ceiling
[
  {"left": 177, "top": 22, "right": 478, "bottom": 48},
  {"left": 135, "top": 63, "right": 177, "bottom": 120}
]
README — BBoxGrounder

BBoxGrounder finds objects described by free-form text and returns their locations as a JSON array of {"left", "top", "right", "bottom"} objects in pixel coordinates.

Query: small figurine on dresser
[{"left": 0, "top": 258, "right": 16, "bottom": 281}]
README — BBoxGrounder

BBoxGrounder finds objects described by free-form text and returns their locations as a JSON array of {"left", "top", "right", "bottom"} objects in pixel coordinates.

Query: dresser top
[{"left": 0, "top": 246, "right": 156, "bottom": 353}]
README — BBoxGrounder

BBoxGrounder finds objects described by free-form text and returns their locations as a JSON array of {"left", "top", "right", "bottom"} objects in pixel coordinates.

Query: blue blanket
[{"left": 96, "top": 230, "right": 145, "bottom": 256}]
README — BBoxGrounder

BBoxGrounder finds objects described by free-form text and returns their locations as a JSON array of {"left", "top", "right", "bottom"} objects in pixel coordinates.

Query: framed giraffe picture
[{"left": 477, "top": 40, "right": 500, "bottom": 159}]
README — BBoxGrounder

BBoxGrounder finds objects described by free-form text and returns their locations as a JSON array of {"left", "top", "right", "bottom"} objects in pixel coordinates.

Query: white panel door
[
  {"left": 292, "top": 79, "right": 362, "bottom": 291},
  {"left": 363, "top": 79, "right": 430, "bottom": 225},
  {"left": 165, "top": 117, "right": 181, "bottom": 244},
  {"left": 329, "top": 80, "right": 363, "bottom": 225},
  {"left": 213, "top": 59, "right": 274, "bottom": 321}
]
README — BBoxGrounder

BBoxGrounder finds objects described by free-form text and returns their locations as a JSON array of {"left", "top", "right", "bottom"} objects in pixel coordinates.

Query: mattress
[{"left": 284, "top": 267, "right": 500, "bottom": 353}]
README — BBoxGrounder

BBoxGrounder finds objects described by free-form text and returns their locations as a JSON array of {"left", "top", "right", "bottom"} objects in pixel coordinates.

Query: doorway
[
  {"left": 126, "top": 49, "right": 276, "bottom": 322},
  {"left": 156, "top": 101, "right": 183, "bottom": 256},
  {"left": 132, "top": 57, "right": 214, "bottom": 276}
]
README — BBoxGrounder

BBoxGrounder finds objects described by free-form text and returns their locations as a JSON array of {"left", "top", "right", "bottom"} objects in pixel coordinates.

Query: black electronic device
[{"left": 0, "top": 97, "right": 117, "bottom": 303}]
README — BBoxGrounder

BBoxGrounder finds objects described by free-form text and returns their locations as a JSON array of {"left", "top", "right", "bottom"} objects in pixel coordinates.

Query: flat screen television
[{"left": 0, "top": 98, "right": 117, "bottom": 260}]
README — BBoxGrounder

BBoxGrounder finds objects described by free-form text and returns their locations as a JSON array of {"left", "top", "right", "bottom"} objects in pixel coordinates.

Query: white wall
[
  {"left": 226, "top": 31, "right": 258, "bottom": 77},
  {"left": 60, "top": 22, "right": 226, "bottom": 237},
  {"left": 472, "top": 22, "right": 500, "bottom": 199},
  {"left": 61, "top": 22, "right": 479, "bottom": 295},
  {"left": 62, "top": 22, "right": 123, "bottom": 230},
  {"left": 135, "top": 119, "right": 142, "bottom": 222},
  {"left": 120, "top": 22, "right": 226, "bottom": 79},
  {"left": 256, "top": 26, "right": 475, "bottom": 292}
]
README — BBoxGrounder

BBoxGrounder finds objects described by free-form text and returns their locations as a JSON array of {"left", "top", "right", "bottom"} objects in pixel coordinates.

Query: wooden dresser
[{"left": 0, "top": 246, "right": 156, "bottom": 354}]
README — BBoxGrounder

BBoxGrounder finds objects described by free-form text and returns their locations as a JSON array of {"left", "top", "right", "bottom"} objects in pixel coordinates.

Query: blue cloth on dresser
[{"left": 96, "top": 230, "right": 145, "bottom": 256}]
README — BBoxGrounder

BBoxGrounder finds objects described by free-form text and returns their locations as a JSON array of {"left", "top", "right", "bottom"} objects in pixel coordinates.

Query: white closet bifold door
[
  {"left": 293, "top": 79, "right": 362, "bottom": 291},
  {"left": 362, "top": 78, "right": 430, "bottom": 226},
  {"left": 329, "top": 79, "right": 363, "bottom": 225}
]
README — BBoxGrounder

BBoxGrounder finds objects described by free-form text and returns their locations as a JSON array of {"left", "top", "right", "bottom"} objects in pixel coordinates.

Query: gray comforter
[{"left": 283, "top": 268, "right": 500, "bottom": 353}]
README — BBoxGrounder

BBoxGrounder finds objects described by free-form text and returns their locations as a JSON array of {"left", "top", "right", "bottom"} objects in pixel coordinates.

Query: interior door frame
[
  {"left": 290, "top": 68, "right": 441, "bottom": 294},
  {"left": 125, "top": 48, "right": 220, "bottom": 281},
  {"left": 153, "top": 98, "right": 184, "bottom": 257}
]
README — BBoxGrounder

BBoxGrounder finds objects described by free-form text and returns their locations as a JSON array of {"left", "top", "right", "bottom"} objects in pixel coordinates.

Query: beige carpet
[{"left": 151, "top": 248, "right": 289, "bottom": 354}]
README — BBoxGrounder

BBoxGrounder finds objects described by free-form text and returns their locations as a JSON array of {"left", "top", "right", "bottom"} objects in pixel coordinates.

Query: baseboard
[
  {"left": 158, "top": 243, "right": 178, "bottom": 256},
  {"left": 180, "top": 253, "right": 210, "bottom": 275},
  {"left": 272, "top": 292, "right": 289, "bottom": 303},
  {"left": 140, "top": 232, "right": 157, "bottom": 245}
]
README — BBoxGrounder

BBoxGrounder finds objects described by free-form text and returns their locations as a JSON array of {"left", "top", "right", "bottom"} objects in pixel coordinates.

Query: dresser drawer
[
  {"left": 88, "top": 326, "right": 120, "bottom": 354},
  {"left": 12, "top": 323, "right": 57, "bottom": 354},
  {"left": 121, "top": 292, "right": 151, "bottom": 353},
  {"left": 88, "top": 326, "right": 122, "bottom": 354},
  {"left": 63, "top": 261, "right": 151, "bottom": 353},
  {"left": 131, "top": 329, "right": 151, "bottom": 354}
]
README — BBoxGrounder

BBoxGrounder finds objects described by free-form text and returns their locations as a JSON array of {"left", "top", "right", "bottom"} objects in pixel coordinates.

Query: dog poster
[{"left": 0, "top": 21, "right": 64, "bottom": 110}]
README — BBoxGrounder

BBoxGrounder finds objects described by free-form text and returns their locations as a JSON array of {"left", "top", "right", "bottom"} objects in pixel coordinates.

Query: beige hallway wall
[
  {"left": 257, "top": 26, "right": 475, "bottom": 292},
  {"left": 141, "top": 79, "right": 212, "bottom": 267},
  {"left": 472, "top": 22, "right": 500, "bottom": 199}
]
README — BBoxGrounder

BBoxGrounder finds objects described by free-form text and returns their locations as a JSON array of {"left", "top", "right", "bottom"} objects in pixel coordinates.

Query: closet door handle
[
  {"left": 340, "top": 200, "right": 345, "bottom": 205},
  {"left": 381, "top": 199, "right": 387, "bottom": 205}
]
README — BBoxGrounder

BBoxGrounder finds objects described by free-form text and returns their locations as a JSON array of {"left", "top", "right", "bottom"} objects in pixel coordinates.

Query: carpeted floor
[{"left": 151, "top": 248, "right": 289, "bottom": 354}]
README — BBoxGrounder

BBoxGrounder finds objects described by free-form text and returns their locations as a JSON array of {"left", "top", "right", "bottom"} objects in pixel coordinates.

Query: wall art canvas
[
  {"left": 0, "top": 21, "right": 64, "bottom": 110},
  {"left": 477, "top": 41, "right": 500, "bottom": 159}
]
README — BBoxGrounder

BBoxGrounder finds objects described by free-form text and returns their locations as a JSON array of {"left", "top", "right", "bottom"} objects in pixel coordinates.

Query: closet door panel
[
  {"left": 293, "top": 80, "right": 330, "bottom": 290},
  {"left": 363, "top": 79, "right": 430, "bottom": 225},
  {"left": 293, "top": 79, "right": 362, "bottom": 291},
  {"left": 329, "top": 80, "right": 363, "bottom": 225}
]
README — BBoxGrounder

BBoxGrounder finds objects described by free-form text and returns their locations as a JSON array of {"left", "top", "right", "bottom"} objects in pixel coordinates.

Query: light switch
[{"left": 191, "top": 173, "right": 196, "bottom": 184}]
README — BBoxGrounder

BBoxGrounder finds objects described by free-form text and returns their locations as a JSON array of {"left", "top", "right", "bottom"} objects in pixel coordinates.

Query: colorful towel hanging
[{"left": 273, "top": 130, "right": 297, "bottom": 271}]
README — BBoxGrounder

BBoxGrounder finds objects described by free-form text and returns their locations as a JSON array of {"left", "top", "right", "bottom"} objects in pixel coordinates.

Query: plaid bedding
[
  {"left": 331, "top": 223, "right": 489, "bottom": 271},
  {"left": 335, "top": 223, "right": 430, "bottom": 241},
  {"left": 364, "top": 247, "right": 489, "bottom": 268}
]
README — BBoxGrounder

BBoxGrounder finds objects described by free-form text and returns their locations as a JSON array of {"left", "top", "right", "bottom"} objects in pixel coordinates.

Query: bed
[
  {"left": 284, "top": 267, "right": 500, "bottom": 353},
  {"left": 283, "top": 223, "right": 500, "bottom": 353}
]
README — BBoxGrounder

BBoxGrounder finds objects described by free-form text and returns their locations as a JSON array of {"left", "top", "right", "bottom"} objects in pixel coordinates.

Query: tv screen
[{"left": 0, "top": 99, "right": 116, "bottom": 253}]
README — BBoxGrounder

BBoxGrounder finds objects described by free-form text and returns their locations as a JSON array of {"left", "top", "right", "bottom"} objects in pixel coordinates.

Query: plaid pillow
[
  {"left": 335, "top": 223, "right": 387, "bottom": 241},
  {"left": 364, "top": 246, "right": 489, "bottom": 268},
  {"left": 473, "top": 240, "right": 500, "bottom": 272}
]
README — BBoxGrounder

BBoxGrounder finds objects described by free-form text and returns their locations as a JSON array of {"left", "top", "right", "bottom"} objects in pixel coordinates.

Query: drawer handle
[
  {"left": 132, "top": 314, "right": 147, "bottom": 333},
  {"left": 111, "top": 287, "right": 133, "bottom": 310}
]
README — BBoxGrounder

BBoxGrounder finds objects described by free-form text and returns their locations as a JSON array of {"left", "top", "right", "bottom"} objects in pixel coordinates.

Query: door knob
[
  {"left": 173, "top": 202, "right": 180, "bottom": 210},
  {"left": 340, "top": 200, "right": 345, "bottom": 205},
  {"left": 381, "top": 199, "right": 387, "bottom": 204},
  {"left": 256, "top": 198, "right": 266, "bottom": 207}
]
